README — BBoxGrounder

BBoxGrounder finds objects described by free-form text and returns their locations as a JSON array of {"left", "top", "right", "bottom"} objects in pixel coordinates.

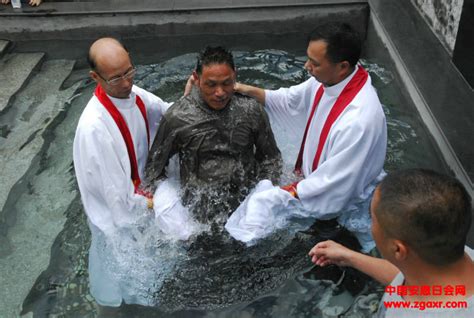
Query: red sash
[
  {"left": 295, "top": 66, "right": 369, "bottom": 174},
  {"left": 94, "top": 85, "right": 150, "bottom": 192}
]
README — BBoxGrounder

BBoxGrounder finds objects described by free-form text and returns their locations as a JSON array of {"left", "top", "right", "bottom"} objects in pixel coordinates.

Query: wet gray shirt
[{"left": 145, "top": 88, "right": 282, "bottom": 222}]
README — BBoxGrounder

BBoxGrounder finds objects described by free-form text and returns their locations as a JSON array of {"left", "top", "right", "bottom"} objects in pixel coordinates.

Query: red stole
[
  {"left": 295, "top": 66, "right": 369, "bottom": 174},
  {"left": 94, "top": 85, "right": 150, "bottom": 192}
]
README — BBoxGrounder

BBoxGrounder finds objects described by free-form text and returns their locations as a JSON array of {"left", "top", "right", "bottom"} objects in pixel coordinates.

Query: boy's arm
[{"left": 308, "top": 240, "right": 400, "bottom": 285}]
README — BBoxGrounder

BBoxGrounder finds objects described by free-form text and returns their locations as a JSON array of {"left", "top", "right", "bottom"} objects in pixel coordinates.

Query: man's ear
[
  {"left": 89, "top": 70, "right": 100, "bottom": 83},
  {"left": 192, "top": 70, "right": 200, "bottom": 84},
  {"left": 392, "top": 239, "right": 409, "bottom": 262},
  {"left": 338, "top": 61, "right": 351, "bottom": 75}
]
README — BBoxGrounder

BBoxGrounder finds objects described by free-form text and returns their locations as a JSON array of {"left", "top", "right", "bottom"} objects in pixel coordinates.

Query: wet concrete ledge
[
  {"left": 369, "top": 0, "right": 474, "bottom": 245},
  {"left": 0, "top": 1, "right": 368, "bottom": 41},
  {"left": 0, "top": 0, "right": 365, "bottom": 15},
  {"left": 0, "top": 1, "right": 369, "bottom": 66},
  {"left": 369, "top": 0, "right": 473, "bottom": 194}
]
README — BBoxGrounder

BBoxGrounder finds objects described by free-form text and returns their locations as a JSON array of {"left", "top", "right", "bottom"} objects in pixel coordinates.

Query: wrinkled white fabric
[
  {"left": 225, "top": 180, "right": 297, "bottom": 244},
  {"left": 265, "top": 66, "right": 387, "bottom": 252},
  {"left": 73, "top": 85, "right": 172, "bottom": 306},
  {"left": 153, "top": 179, "right": 198, "bottom": 241},
  {"left": 74, "top": 85, "right": 171, "bottom": 235},
  {"left": 226, "top": 181, "right": 376, "bottom": 251}
]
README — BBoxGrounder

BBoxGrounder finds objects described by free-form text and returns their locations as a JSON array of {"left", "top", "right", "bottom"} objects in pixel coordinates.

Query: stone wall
[{"left": 412, "top": 0, "right": 464, "bottom": 53}]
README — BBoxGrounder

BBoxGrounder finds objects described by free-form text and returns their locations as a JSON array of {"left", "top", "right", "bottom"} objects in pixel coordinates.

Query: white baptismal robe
[
  {"left": 265, "top": 66, "right": 387, "bottom": 249},
  {"left": 74, "top": 85, "right": 171, "bottom": 235},
  {"left": 73, "top": 85, "right": 171, "bottom": 306}
]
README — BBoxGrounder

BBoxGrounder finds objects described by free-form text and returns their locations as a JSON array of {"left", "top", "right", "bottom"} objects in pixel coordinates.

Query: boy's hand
[{"left": 308, "top": 240, "right": 354, "bottom": 267}]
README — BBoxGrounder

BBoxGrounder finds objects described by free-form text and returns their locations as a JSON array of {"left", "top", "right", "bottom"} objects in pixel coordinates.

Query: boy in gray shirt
[{"left": 309, "top": 169, "right": 474, "bottom": 317}]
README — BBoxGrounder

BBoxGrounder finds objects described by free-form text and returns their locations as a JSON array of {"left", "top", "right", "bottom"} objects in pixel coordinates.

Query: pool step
[
  {"left": 0, "top": 52, "right": 45, "bottom": 113},
  {"left": 0, "top": 40, "right": 11, "bottom": 58},
  {"left": 0, "top": 59, "right": 77, "bottom": 218},
  {"left": 0, "top": 57, "right": 83, "bottom": 317}
]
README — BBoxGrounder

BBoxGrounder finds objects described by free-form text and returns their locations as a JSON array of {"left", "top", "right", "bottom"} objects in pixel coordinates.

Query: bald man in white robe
[{"left": 73, "top": 38, "right": 172, "bottom": 307}]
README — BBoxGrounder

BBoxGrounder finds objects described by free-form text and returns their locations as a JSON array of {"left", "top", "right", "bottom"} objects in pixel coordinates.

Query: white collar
[
  {"left": 323, "top": 65, "right": 359, "bottom": 97},
  {"left": 107, "top": 89, "right": 136, "bottom": 110}
]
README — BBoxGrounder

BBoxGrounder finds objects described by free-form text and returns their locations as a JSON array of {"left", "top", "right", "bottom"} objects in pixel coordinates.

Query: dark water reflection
[{"left": 21, "top": 50, "right": 446, "bottom": 317}]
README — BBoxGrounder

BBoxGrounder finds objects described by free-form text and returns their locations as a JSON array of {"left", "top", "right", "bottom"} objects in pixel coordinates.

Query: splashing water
[{"left": 20, "top": 49, "right": 446, "bottom": 317}]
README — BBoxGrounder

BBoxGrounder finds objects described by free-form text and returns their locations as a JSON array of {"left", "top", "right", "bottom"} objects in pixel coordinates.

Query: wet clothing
[
  {"left": 378, "top": 246, "right": 474, "bottom": 317},
  {"left": 145, "top": 88, "right": 282, "bottom": 223},
  {"left": 265, "top": 65, "right": 387, "bottom": 252}
]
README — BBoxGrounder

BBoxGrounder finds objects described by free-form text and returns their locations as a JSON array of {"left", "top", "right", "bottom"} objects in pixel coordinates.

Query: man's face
[
  {"left": 370, "top": 187, "right": 391, "bottom": 259},
  {"left": 194, "top": 63, "right": 236, "bottom": 110},
  {"left": 91, "top": 49, "right": 134, "bottom": 99},
  {"left": 304, "top": 40, "right": 341, "bottom": 87}
]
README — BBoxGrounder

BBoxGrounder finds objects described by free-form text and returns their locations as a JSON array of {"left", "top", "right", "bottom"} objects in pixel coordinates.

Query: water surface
[{"left": 16, "top": 49, "right": 447, "bottom": 317}]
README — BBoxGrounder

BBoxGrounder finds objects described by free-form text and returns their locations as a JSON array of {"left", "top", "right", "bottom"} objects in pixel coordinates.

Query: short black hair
[
  {"left": 195, "top": 46, "right": 235, "bottom": 74},
  {"left": 376, "top": 169, "right": 471, "bottom": 266},
  {"left": 87, "top": 37, "right": 128, "bottom": 71},
  {"left": 308, "top": 22, "right": 361, "bottom": 67}
]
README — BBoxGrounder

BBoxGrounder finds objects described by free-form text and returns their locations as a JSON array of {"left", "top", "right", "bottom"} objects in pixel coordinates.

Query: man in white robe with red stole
[
  {"left": 73, "top": 38, "right": 171, "bottom": 307},
  {"left": 235, "top": 22, "right": 387, "bottom": 252}
]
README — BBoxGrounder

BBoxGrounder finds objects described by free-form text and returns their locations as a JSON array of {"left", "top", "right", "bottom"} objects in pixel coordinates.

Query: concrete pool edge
[
  {"left": 369, "top": 0, "right": 473, "bottom": 188},
  {"left": 367, "top": 0, "right": 473, "bottom": 245},
  {"left": 0, "top": 0, "right": 367, "bottom": 16},
  {"left": 369, "top": 3, "right": 473, "bottom": 198},
  {"left": 0, "top": 2, "right": 369, "bottom": 43}
]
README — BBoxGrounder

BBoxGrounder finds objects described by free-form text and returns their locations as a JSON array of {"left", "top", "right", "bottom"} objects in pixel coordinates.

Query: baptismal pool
[{"left": 10, "top": 43, "right": 448, "bottom": 318}]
